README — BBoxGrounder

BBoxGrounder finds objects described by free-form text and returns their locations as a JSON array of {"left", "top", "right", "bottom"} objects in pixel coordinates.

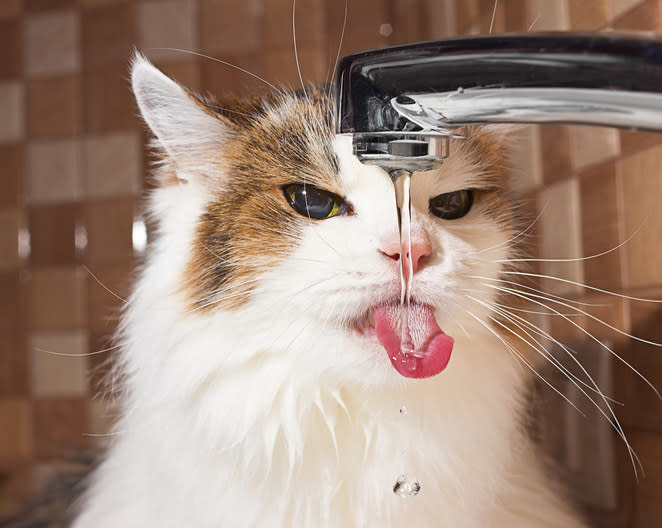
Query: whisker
[
  {"left": 327, "top": 0, "right": 348, "bottom": 89},
  {"left": 466, "top": 297, "right": 640, "bottom": 473},
  {"left": 83, "top": 265, "right": 127, "bottom": 304},
  {"left": 464, "top": 309, "right": 583, "bottom": 415},
  {"left": 292, "top": 0, "right": 307, "bottom": 96},
  {"left": 481, "top": 281, "right": 662, "bottom": 397},
  {"left": 489, "top": 0, "right": 498, "bottom": 34},
  {"left": 151, "top": 48, "right": 279, "bottom": 92},
  {"left": 34, "top": 343, "right": 121, "bottom": 357},
  {"left": 500, "top": 270, "right": 662, "bottom": 303}
]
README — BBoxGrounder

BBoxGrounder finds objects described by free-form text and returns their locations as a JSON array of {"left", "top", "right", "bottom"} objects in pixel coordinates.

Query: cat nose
[{"left": 379, "top": 236, "right": 432, "bottom": 274}]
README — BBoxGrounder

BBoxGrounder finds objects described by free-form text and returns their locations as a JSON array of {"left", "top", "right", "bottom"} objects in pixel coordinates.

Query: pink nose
[{"left": 379, "top": 239, "right": 432, "bottom": 274}]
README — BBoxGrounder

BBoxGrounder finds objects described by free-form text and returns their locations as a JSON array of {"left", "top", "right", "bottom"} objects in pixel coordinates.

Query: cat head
[{"left": 131, "top": 55, "right": 519, "bottom": 388}]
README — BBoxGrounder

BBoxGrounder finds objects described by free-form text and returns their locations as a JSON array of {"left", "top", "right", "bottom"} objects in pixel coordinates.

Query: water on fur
[{"left": 393, "top": 474, "right": 421, "bottom": 498}]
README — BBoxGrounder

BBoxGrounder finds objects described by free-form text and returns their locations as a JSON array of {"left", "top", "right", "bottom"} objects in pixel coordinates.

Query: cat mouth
[{"left": 353, "top": 301, "right": 454, "bottom": 379}]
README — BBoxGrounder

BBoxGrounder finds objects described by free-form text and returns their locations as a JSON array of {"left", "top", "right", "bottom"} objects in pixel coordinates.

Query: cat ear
[{"left": 131, "top": 53, "right": 229, "bottom": 175}]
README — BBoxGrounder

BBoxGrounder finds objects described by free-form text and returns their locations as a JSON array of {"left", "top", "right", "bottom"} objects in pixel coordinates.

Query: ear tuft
[{"left": 131, "top": 52, "right": 228, "bottom": 167}]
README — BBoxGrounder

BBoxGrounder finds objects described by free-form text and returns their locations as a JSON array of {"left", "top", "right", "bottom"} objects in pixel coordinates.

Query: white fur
[{"left": 73, "top": 60, "right": 586, "bottom": 527}]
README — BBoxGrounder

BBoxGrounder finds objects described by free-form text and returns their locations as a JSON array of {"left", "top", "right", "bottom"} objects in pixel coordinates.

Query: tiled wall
[{"left": 1, "top": 0, "right": 661, "bottom": 526}]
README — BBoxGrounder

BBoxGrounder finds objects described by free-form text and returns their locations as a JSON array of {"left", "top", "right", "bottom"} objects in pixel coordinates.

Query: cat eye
[
  {"left": 283, "top": 184, "right": 348, "bottom": 220},
  {"left": 429, "top": 190, "right": 474, "bottom": 220}
]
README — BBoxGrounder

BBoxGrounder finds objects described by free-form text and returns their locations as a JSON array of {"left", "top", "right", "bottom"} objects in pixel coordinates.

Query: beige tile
[
  {"left": 0, "top": 399, "right": 32, "bottom": 460},
  {"left": 541, "top": 125, "right": 573, "bottom": 184},
  {"left": 538, "top": 178, "right": 585, "bottom": 296},
  {"left": 0, "top": 81, "right": 24, "bottom": 143},
  {"left": 571, "top": 125, "right": 620, "bottom": 172},
  {"left": 509, "top": 125, "right": 543, "bottom": 193},
  {"left": 0, "top": 208, "right": 22, "bottom": 270},
  {"left": 30, "top": 332, "right": 88, "bottom": 396},
  {"left": 23, "top": 10, "right": 80, "bottom": 78},
  {"left": 619, "top": 145, "right": 662, "bottom": 288},
  {"left": 29, "top": 267, "right": 87, "bottom": 331},
  {"left": 27, "top": 139, "right": 82, "bottom": 204},
  {"left": 138, "top": 0, "right": 196, "bottom": 63},
  {"left": 610, "top": 0, "right": 644, "bottom": 18},
  {"left": 527, "top": 0, "right": 570, "bottom": 30},
  {"left": 83, "top": 133, "right": 141, "bottom": 198}
]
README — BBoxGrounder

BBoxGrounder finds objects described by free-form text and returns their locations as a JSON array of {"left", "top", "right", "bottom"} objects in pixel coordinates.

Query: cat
[{"left": 69, "top": 54, "right": 588, "bottom": 527}]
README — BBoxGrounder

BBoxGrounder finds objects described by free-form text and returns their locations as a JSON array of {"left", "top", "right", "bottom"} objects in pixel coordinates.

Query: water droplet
[
  {"left": 393, "top": 474, "right": 421, "bottom": 498},
  {"left": 457, "top": 86, "right": 465, "bottom": 94},
  {"left": 399, "top": 406, "right": 407, "bottom": 415}
]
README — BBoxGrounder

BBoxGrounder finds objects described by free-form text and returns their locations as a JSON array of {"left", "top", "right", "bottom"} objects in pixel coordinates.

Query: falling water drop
[
  {"left": 399, "top": 406, "right": 408, "bottom": 415},
  {"left": 393, "top": 474, "right": 421, "bottom": 498}
]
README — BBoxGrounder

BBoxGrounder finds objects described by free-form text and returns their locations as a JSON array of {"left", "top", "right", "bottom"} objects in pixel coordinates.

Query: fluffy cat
[{"left": 71, "top": 55, "right": 587, "bottom": 527}]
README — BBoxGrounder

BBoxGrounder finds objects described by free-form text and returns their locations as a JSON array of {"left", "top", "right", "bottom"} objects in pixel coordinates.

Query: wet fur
[{"left": 68, "top": 57, "right": 587, "bottom": 527}]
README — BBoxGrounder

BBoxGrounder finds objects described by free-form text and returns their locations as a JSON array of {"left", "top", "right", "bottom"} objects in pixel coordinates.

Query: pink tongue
[{"left": 373, "top": 304, "right": 454, "bottom": 379}]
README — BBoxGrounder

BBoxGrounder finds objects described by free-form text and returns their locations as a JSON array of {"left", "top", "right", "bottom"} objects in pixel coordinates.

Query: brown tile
[
  {"left": 0, "top": 19, "right": 21, "bottom": 79},
  {"left": 77, "top": 0, "right": 125, "bottom": 7},
  {"left": 325, "top": 0, "right": 390, "bottom": 56},
  {"left": 200, "top": 53, "right": 268, "bottom": 96},
  {"left": 579, "top": 162, "right": 624, "bottom": 290},
  {"left": 0, "top": 0, "right": 22, "bottom": 19},
  {"left": 83, "top": 133, "right": 141, "bottom": 198},
  {"left": 477, "top": 0, "right": 506, "bottom": 33},
  {"left": 504, "top": 0, "right": 532, "bottom": 31},
  {"left": 0, "top": 399, "right": 32, "bottom": 460},
  {"left": 619, "top": 145, "right": 662, "bottom": 288},
  {"left": 82, "top": 199, "right": 136, "bottom": 264},
  {"left": 582, "top": 294, "right": 629, "bottom": 342},
  {"left": 624, "top": 302, "right": 662, "bottom": 433},
  {"left": 0, "top": 271, "right": 24, "bottom": 335},
  {"left": 0, "top": 145, "right": 23, "bottom": 207},
  {"left": 538, "top": 178, "right": 585, "bottom": 296},
  {"left": 86, "top": 264, "right": 131, "bottom": 333},
  {"left": 83, "top": 64, "right": 138, "bottom": 133},
  {"left": 630, "top": 431, "right": 662, "bottom": 526},
  {"left": 26, "top": 139, "right": 82, "bottom": 204},
  {"left": 613, "top": 0, "right": 662, "bottom": 29},
  {"left": 26, "top": 75, "right": 82, "bottom": 139},
  {"left": 541, "top": 125, "right": 574, "bottom": 184},
  {"left": 199, "top": 0, "right": 261, "bottom": 55},
  {"left": 0, "top": 81, "right": 24, "bottom": 143},
  {"left": 262, "top": 0, "right": 324, "bottom": 50},
  {"left": 155, "top": 61, "right": 200, "bottom": 92},
  {"left": 23, "top": 10, "right": 80, "bottom": 78},
  {"left": 28, "top": 267, "right": 87, "bottom": 331},
  {"left": 570, "top": 125, "right": 620, "bottom": 172},
  {"left": 81, "top": 3, "right": 136, "bottom": 70},
  {"left": 619, "top": 129, "right": 662, "bottom": 157},
  {"left": 28, "top": 203, "right": 79, "bottom": 266},
  {"left": 0, "top": 331, "right": 29, "bottom": 397},
  {"left": 264, "top": 48, "right": 329, "bottom": 89},
  {"left": 568, "top": 0, "right": 611, "bottom": 29},
  {"left": 454, "top": 0, "right": 479, "bottom": 33},
  {"left": 30, "top": 332, "right": 89, "bottom": 396},
  {"left": 26, "top": 0, "right": 76, "bottom": 9},
  {"left": 0, "top": 208, "right": 22, "bottom": 270},
  {"left": 32, "top": 397, "right": 89, "bottom": 458},
  {"left": 0, "top": 462, "right": 34, "bottom": 510},
  {"left": 137, "top": 0, "right": 196, "bottom": 64}
]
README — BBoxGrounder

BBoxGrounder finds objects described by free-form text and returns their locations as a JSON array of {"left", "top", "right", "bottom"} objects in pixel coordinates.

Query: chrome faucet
[{"left": 335, "top": 33, "right": 662, "bottom": 175}]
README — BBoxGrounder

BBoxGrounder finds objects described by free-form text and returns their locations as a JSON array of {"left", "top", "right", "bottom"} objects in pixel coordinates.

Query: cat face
[{"left": 132, "top": 56, "right": 516, "bottom": 387}]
